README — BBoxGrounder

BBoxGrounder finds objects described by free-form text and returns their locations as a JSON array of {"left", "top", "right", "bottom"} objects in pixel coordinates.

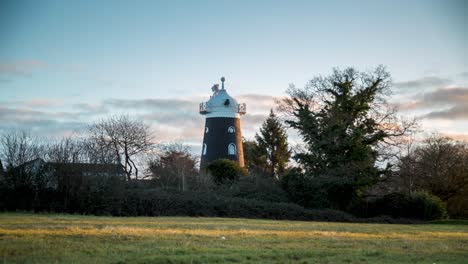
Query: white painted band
[{"left": 205, "top": 112, "right": 241, "bottom": 118}]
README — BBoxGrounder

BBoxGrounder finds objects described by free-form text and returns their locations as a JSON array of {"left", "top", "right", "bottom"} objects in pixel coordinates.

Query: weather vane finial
[{"left": 221, "top": 77, "right": 225, "bottom": 90}]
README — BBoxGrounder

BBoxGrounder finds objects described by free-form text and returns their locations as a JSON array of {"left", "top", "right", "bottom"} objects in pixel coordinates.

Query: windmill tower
[{"left": 199, "top": 77, "right": 246, "bottom": 168}]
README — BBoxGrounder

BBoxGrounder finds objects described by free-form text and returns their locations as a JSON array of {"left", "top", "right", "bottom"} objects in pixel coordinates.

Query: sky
[{"left": 1, "top": 0, "right": 467, "bottom": 155}]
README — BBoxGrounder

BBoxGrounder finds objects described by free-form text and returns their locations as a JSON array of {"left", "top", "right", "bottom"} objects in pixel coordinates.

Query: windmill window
[
  {"left": 228, "top": 126, "right": 235, "bottom": 133},
  {"left": 224, "top": 99, "right": 230, "bottom": 106},
  {"left": 203, "top": 144, "right": 207, "bottom": 155},
  {"left": 228, "top": 143, "right": 236, "bottom": 155}
]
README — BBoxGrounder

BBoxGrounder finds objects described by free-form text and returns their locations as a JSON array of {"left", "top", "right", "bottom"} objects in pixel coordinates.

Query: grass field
[{"left": 0, "top": 213, "right": 467, "bottom": 263}]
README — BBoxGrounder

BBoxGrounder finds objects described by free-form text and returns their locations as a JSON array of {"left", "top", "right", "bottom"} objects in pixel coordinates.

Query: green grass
[{"left": 0, "top": 213, "right": 467, "bottom": 263}]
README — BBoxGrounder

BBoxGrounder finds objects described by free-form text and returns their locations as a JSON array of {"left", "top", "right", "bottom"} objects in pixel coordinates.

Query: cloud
[
  {"left": 394, "top": 101, "right": 427, "bottom": 111},
  {"left": 0, "top": 106, "right": 51, "bottom": 120},
  {"left": 236, "top": 94, "right": 280, "bottom": 113},
  {"left": 23, "top": 98, "right": 64, "bottom": 108},
  {"left": 0, "top": 93, "right": 279, "bottom": 153},
  {"left": 394, "top": 86, "right": 468, "bottom": 120},
  {"left": 104, "top": 98, "right": 197, "bottom": 111},
  {"left": 423, "top": 105, "right": 468, "bottom": 120},
  {"left": 421, "top": 87, "right": 468, "bottom": 105},
  {"left": 459, "top": 72, "right": 468, "bottom": 79},
  {"left": 102, "top": 94, "right": 275, "bottom": 131},
  {"left": 111, "top": 95, "right": 273, "bottom": 146},
  {"left": 0, "top": 106, "right": 81, "bottom": 124},
  {"left": 393, "top": 76, "right": 452, "bottom": 90},
  {"left": 72, "top": 103, "right": 109, "bottom": 115},
  {"left": 397, "top": 87, "right": 468, "bottom": 110},
  {"left": 0, "top": 106, "right": 86, "bottom": 137},
  {"left": 0, "top": 60, "right": 46, "bottom": 76}
]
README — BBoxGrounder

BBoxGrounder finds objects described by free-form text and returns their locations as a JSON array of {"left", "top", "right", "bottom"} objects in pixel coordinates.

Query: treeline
[{"left": 1, "top": 66, "right": 467, "bottom": 221}]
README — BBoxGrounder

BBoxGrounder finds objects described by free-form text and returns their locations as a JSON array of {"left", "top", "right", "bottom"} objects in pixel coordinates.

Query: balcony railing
[
  {"left": 199, "top": 102, "right": 208, "bottom": 114},
  {"left": 199, "top": 102, "right": 247, "bottom": 115},
  {"left": 237, "top": 103, "right": 246, "bottom": 114}
]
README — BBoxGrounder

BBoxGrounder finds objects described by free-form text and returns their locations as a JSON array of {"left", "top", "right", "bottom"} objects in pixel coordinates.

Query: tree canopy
[{"left": 279, "top": 66, "right": 415, "bottom": 209}]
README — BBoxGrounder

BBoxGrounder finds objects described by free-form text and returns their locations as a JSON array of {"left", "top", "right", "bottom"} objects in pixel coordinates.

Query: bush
[
  {"left": 113, "top": 188, "right": 355, "bottom": 221},
  {"left": 206, "top": 159, "right": 247, "bottom": 184},
  {"left": 353, "top": 191, "right": 448, "bottom": 220},
  {"left": 217, "top": 174, "right": 290, "bottom": 203},
  {"left": 410, "top": 191, "right": 448, "bottom": 220},
  {"left": 281, "top": 170, "right": 330, "bottom": 208}
]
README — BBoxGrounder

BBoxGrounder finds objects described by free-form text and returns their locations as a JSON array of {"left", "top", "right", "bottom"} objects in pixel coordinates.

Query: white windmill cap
[{"left": 199, "top": 77, "right": 246, "bottom": 118}]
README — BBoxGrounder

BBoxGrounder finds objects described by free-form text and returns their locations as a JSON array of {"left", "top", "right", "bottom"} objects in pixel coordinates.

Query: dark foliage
[
  {"left": 206, "top": 159, "right": 247, "bottom": 184},
  {"left": 148, "top": 147, "right": 198, "bottom": 191},
  {"left": 242, "top": 139, "right": 267, "bottom": 175},
  {"left": 217, "top": 174, "right": 290, "bottom": 203},
  {"left": 352, "top": 191, "right": 447, "bottom": 220},
  {"left": 255, "top": 109, "right": 291, "bottom": 179},
  {"left": 0, "top": 167, "right": 435, "bottom": 223},
  {"left": 395, "top": 135, "right": 468, "bottom": 218},
  {"left": 281, "top": 169, "right": 330, "bottom": 208},
  {"left": 278, "top": 67, "right": 415, "bottom": 210}
]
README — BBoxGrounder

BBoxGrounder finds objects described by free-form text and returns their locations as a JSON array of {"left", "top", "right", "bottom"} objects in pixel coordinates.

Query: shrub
[
  {"left": 217, "top": 174, "right": 290, "bottom": 203},
  {"left": 114, "top": 189, "right": 356, "bottom": 221},
  {"left": 281, "top": 170, "right": 330, "bottom": 208},
  {"left": 206, "top": 159, "right": 247, "bottom": 184},
  {"left": 353, "top": 191, "right": 448, "bottom": 220},
  {"left": 409, "top": 191, "right": 448, "bottom": 220}
]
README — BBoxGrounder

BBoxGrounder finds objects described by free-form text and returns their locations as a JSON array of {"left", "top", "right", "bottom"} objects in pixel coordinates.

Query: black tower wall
[{"left": 200, "top": 117, "right": 244, "bottom": 168}]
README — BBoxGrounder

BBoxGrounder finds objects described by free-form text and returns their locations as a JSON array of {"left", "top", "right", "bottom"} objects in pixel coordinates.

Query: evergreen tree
[
  {"left": 242, "top": 138, "right": 267, "bottom": 175},
  {"left": 255, "top": 109, "right": 291, "bottom": 179},
  {"left": 280, "top": 66, "right": 415, "bottom": 209}
]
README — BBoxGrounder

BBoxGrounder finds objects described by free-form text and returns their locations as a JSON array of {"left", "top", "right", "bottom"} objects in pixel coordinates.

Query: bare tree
[
  {"left": 45, "top": 137, "right": 86, "bottom": 163},
  {"left": 397, "top": 135, "right": 468, "bottom": 200},
  {"left": 88, "top": 115, "right": 156, "bottom": 180},
  {"left": 0, "top": 130, "right": 45, "bottom": 168},
  {"left": 394, "top": 134, "right": 468, "bottom": 217}
]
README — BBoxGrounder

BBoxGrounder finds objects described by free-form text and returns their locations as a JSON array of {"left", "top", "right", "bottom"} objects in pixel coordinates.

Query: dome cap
[{"left": 199, "top": 77, "right": 246, "bottom": 118}]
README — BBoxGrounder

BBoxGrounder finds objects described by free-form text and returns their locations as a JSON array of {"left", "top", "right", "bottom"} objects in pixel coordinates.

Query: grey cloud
[
  {"left": 459, "top": 72, "right": 468, "bottom": 79},
  {"left": 0, "top": 105, "right": 91, "bottom": 138},
  {"left": 0, "top": 117, "right": 86, "bottom": 139},
  {"left": 237, "top": 94, "right": 280, "bottom": 113},
  {"left": 104, "top": 98, "right": 197, "bottom": 112},
  {"left": 23, "top": 98, "right": 64, "bottom": 108},
  {"left": 421, "top": 87, "right": 468, "bottom": 105},
  {"left": 237, "top": 94, "right": 277, "bottom": 104},
  {"left": 0, "top": 93, "right": 279, "bottom": 146},
  {"left": 393, "top": 101, "right": 427, "bottom": 111},
  {"left": 72, "top": 103, "right": 109, "bottom": 115},
  {"left": 0, "top": 106, "right": 83, "bottom": 126},
  {"left": 104, "top": 94, "right": 278, "bottom": 115},
  {"left": 242, "top": 113, "right": 268, "bottom": 127},
  {"left": 423, "top": 105, "right": 468, "bottom": 120},
  {"left": 395, "top": 87, "right": 468, "bottom": 120},
  {"left": 394, "top": 77, "right": 452, "bottom": 90},
  {"left": 139, "top": 111, "right": 202, "bottom": 128},
  {"left": 153, "top": 124, "right": 204, "bottom": 143}
]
